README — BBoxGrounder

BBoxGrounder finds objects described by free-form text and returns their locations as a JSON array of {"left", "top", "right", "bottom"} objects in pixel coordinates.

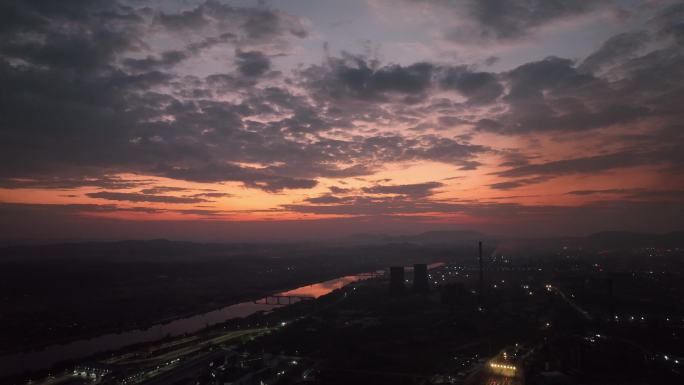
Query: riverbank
[
  {"left": 0, "top": 266, "right": 381, "bottom": 357},
  {"left": 0, "top": 269, "right": 384, "bottom": 379}
]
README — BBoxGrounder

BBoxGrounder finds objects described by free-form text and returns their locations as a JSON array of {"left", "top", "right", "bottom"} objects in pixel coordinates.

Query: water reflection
[{"left": 279, "top": 275, "right": 371, "bottom": 298}]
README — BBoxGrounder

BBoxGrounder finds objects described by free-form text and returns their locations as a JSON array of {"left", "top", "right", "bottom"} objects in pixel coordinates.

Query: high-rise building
[
  {"left": 389, "top": 266, "right": 405, "bottom": 297},
  {"left": 413, "top": 263, "right": 429, "bottom": 293}
]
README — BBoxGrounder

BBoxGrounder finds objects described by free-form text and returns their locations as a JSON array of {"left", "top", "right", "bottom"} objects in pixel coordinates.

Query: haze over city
[{"left": 1, "top": 0, "right": 683, "bottom": 241}]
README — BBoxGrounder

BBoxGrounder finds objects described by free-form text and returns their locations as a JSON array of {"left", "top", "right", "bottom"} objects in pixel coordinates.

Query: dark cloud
[
  {"left": 122, "top": 50, "right": 189, "bottom": 72},
  {"left": 0, "top": 202, "right": 163, "bottom": 216},
  {"left": 474, "top": 8, "right": 684, "bottom": 138},
  {"left": 235, "top": 50, "right": 271, "bottom": 77},
  {"left": 86, "top": 191, "right": 209, "bottom": 204},
  {"left": 157, "top": 6, "right": 208, "bottom": 31},
  {"left": 405, "top": 0, "right": 612, "bottom": 43},
  {"left": 624, "top": 189, "right": 684, "bottom": 200},
  {"left": 139, "top": 186, "right": 189, "bottom": 195},
  {"left": 283, "top": 195, "right": 460, "bottom": 216},
  {"left": 256, "top": 177, "right": 318, "bottom": 192},
  {"left": 362, "top": 182, "right": 444, "bottom": 197},
  {"left": 175, "top": 208, "right": 225, "bottom": 216},
  {"left": 497, "top": 150, "right": 533, "bottom": 168},
  {"left": 300, "top": 54, "right": 435, "bottom": 102},
  {"left": 0, "top": 0, "right": 317, "bottom": 192},
  {"left": 0, "top": 0, "right": 143, "bottom": 71},
  {"left": 568, "top": 188, "right": 684, "bottom": 200},
  {"left": 490, "top": 146, "right": 684, "bottom": 190},
  {"left": 0, "top": 26, "right": 175, "bottom": 180},
  {"left": 496, "top": 151, "right": 659, "bottom": 179},
  {"left": 329, "top": 186, "right": 352, "bottom": 194},
  {"left": 305, "top": 195, "right": 352, "bottom": 204},
  {"left": 158, "top": 163, "right": 318, "bottom": 192},
  {"left": 488, "top": 176, "right": 550, "bottom": 190},
  {"left": 567, "top": 188, "right": 633, "bottom": 196},
  {"left": 281, "top": 194, "right": 684, "bottom": 234},
  {"left": 466, "top": 0, "right": 608, "bottom": 40},
  {"left": 0, "top": 5, "right": 495, "bottom": 193},
  {"left": 650, "top": 3, "right": 684, "bottom": 44},
  {"left": 0, "top": 53, "right": 484, "bottom": 188},
  {"left": 0, "top": 175, "right": 150, "bottom": 190},
  {"left": 155, "top": 1, "right": 308, "bottom": 40},
  {"left": 189, "top": 192, "right": 233, "bottom": 198},
  {"left": 0, "top": 202, "right": 228, "bottom": 228},
  {"left": 286, "top": 182, "right": 451, "bottom": 215},
  {"left": 580, "top": 31, "right": 651, "bottom": 73},
  {"left": 439, "top": 66, "right": 503, "bottom": 104},
  {"left": 140, "top": 186, "right": 233, "bottom": 199},
  {"left": 186, "top": 32, "right": 237, "bottom": 54},
  {"left": 300, "top": 42, "right": 679, "bottom": 149},
  {"left": 405, "top": 136, "right": 485, "bottom": 169},
  {"left": 474, "top": 54, "right": 667, "bottom": 134},
  {"left": 484, "top": 56, "right": 499, "bottom": 66}
]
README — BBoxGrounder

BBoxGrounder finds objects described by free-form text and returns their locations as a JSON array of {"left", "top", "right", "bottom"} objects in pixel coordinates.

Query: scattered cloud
[
  {"left": 86, "top": 191, "right": 209, "bottom": 204},
  {"left": 362, "top": 182, "right": 444, "bottom": 197}
]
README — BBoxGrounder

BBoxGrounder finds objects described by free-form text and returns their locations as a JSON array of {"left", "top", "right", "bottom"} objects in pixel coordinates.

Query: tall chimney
[{"left": 478, "top": 241, "right": 484, "bottom": 303}]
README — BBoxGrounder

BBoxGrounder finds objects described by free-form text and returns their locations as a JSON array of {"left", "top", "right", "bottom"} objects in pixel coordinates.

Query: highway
[
  {"left": 549, "top": 285, "right": 593, "bottom": 321},
  {"left": 137, "top": 350, "right": 226, "bottom": 385},
  {"left": 119, "top": 329, "right": 267, "bottom": 367}
]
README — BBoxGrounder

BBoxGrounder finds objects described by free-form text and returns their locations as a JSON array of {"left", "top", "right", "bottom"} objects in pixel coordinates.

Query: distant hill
[
  {"left": 580, "top": 231, "right": 684, "bottom": 249},
  {"left": 496, "top": 231, "right": 684, "bottom": 253},
  {"left": 346, "top": 230, "right": 486, "bottom": 245},
  {"left": 0, "top": 230, "right": 681, "bottom": 261},
  {"left": 0, "top": 239, "right": 277, "bottom": 261}
]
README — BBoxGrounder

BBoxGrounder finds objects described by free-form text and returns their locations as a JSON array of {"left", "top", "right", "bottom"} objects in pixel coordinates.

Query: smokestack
[{"left": 478, "top": 241, "right": 484, "bottom": 303}]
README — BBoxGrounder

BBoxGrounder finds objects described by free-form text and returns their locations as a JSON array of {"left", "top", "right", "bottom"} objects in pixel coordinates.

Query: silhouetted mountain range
[
  {"left": 572, "top": 231, "right": 684, "bottom": 249},
  {"left": 345, "top": 230, "right": 684, "bottom": 249},
  {"left": 345, "top": 230, "right": 486, "bottom": 245},
  {"left": 0, "top": 230, "right": 681, "bottom": 261}
]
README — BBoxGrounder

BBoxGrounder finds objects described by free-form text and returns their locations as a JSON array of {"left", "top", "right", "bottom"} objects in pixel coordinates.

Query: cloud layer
[{"left": 0, "top": 0, "right": 683, "bottom": 239}]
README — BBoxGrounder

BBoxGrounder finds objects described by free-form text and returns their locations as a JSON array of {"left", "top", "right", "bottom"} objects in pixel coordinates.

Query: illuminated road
[
  {"left": 29, "top": 328, "right": 270, "bottom": 385},
  {"left": 119, "top": 328, "right": 267, "bottom": 367},
  {"left": 28, "top": 372, "right": 91, "bottom": 385},
  {"left": 136, "top": 350, "right": 226, "bottom": 385},
  {"left": 465, "top": 365, "right": 524, "bottom": 385},
  {"left": 101, "top": 328, "right": 270, "bottom": 385},
  {"left": 464, "top": 347, "right": 524, "bottom": 385},
  {"left": 549, "top": 285, "right": 593, "bottom": 321}
]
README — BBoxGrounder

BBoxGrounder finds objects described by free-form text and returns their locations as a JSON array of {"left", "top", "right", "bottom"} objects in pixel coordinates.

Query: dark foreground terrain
[{"left": 1, "top": 231, "right": 683, "bottom": 385}]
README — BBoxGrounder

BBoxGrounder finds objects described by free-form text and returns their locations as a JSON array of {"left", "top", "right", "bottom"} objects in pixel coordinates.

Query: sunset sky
[{"left": 1, "top": 0, "right": 683, "bottom": 241}]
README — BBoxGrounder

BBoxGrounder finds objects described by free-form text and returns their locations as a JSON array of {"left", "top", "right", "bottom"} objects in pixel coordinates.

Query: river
[{"left": 0, "top": 272, "right": 381, "bottom": 378}]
